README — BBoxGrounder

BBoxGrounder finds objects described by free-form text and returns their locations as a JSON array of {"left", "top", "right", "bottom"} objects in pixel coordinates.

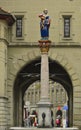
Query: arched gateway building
[{"left": 0, "top": 0, "right": 81, "bottom": 130}]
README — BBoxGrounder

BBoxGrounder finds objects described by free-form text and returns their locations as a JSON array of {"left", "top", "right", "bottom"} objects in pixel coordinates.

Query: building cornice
[
  {"left": 8, "top": 42, "right": 81, "bottom": 48},
  {"left": 0, "top": 7, "right": 15, "bottom": 26}
]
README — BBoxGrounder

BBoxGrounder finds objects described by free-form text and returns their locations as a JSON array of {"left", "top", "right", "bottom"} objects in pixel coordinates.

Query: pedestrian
[
  {"left": 51, "top": 118, "right": 54, "bottom": 127},
  {"left": 56, "top": 115, "right": 61, "bottom": 127},
  {"left": 51, "top": 110, "right": 54, "bottom": 127},
  {"left": 27, "top": 116, "right": 31, "bottom": 127},
  {"left": 56, "top": 106, "right": 62, "bottom": 127}
]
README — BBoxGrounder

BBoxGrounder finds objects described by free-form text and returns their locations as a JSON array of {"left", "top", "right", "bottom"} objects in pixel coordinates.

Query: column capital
[{"left": 38, "top": 40, "right": 51, "bottom": 53}]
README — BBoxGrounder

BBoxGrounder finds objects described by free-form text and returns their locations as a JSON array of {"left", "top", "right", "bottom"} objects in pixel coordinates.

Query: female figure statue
[{"left": 39, "top": 9, "right": 51, "bottom": 40}]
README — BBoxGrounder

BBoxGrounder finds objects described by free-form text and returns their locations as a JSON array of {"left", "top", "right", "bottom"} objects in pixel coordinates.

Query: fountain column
[{"left": 37, "top": 40, "right": 52, "bottom": 127}]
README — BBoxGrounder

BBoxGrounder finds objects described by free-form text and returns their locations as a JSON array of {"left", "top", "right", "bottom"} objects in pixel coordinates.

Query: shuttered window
[
  {"left": 16, "top": 17, "right": 22, "bottom": 37},
  {"left": 64, "top": 16, "right": 71, "bottom": 37}
]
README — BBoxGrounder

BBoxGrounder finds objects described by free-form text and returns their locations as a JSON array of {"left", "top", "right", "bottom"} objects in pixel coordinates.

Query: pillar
[{"left": 37, "top": 40, "right": 52, "bottom": 128}]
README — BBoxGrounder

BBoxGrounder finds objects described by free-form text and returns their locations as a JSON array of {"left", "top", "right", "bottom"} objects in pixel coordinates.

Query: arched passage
[{"left": 13, "top": 57, "right": 73, "bottom": 127}]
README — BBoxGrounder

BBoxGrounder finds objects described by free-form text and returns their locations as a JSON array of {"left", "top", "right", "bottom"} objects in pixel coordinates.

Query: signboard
[{"left": 63, "top": 105, "right": 68, "bottom": 110}]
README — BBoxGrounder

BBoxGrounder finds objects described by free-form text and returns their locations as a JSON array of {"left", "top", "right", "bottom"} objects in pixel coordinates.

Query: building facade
[{"left": 0, "top": 0, "right": 81, "bottom": 130}]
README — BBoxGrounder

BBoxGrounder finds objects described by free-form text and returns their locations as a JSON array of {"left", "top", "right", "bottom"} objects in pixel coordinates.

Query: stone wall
[{"left": 0, "top": 97, "right": 8, "bottom": 130}]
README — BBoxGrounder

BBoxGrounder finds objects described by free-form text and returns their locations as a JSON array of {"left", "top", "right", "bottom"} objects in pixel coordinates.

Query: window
[
  {"left": 16, "top": 17, "right": 23, "bottom": 37},
  {"left": 63, "top": 16, "right": 71, "bottom": 37}
]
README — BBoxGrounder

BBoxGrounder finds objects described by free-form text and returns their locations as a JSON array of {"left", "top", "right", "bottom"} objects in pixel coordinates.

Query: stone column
[
  {"left": 41, "top": 52, "right": 49, "bottom": 99},
  {"left": 37, "top": 40, "right": 52, "bottom": 128}
]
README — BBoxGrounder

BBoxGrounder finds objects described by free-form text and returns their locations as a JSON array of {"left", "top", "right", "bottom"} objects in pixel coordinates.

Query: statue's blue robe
[{"left": 40, "top": 16, "right": 50, "bottom": 38}]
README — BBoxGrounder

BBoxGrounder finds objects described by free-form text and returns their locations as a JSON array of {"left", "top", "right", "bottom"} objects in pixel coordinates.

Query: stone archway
[
  {"left": 8, "top": 50, "right": 80, "bottom": 127},
  {"left": 49, "top": 51, "right": 80, "bottom": 127}
]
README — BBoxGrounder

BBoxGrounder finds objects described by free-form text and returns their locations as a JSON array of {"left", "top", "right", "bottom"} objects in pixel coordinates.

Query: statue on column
[{"left": 38, "top": 9, "right": 51, "bottom": 40}]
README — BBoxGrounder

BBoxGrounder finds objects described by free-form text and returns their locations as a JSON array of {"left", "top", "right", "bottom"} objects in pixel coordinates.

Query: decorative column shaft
[
  {"left": 41, "top": 52, "right": 49, "bottom": 100},
  {"left": 37, "top": 40, "right": 52, "bottom": 128}
]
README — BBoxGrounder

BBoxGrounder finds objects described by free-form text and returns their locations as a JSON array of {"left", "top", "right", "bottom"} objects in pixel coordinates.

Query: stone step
[{"left": 9, "top": 127, "right": 78, "bottom": 130}]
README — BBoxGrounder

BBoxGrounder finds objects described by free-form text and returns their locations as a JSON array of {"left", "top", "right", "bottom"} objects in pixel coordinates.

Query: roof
[{"left": 0, "top": 7, "right": 15, "bottom": 26}]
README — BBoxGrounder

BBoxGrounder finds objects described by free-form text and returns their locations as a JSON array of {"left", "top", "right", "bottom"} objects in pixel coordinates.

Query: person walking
[{"left": 56, "top": 106, "right": 62, "bottom": 127}]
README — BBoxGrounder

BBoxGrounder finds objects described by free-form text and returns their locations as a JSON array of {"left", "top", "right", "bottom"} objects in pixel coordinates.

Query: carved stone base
[{"left": 37, "top": 98, "right": 52, "bottom": 128}]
